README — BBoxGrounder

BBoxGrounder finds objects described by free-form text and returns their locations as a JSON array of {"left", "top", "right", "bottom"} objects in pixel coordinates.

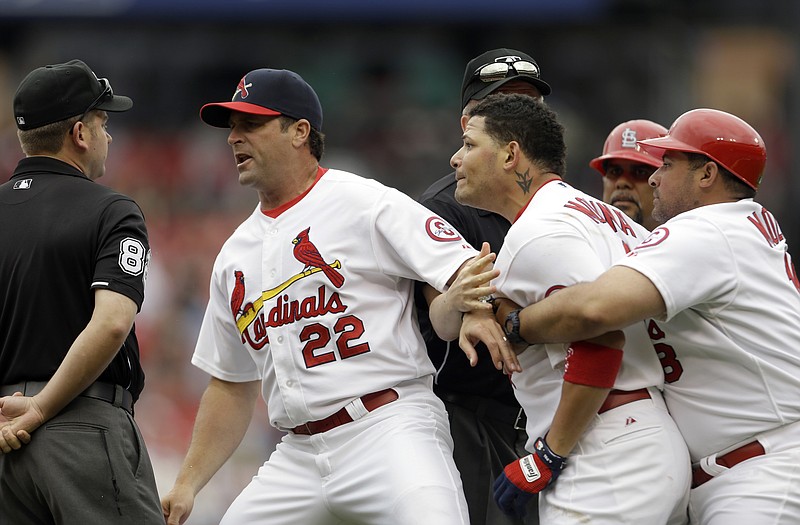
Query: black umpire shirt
[
  {"left": 415, "top": 172, "right": 518, "bottom": 406},
  {"left": 0, "top": 157, "right": 150, "bottom": 401}
]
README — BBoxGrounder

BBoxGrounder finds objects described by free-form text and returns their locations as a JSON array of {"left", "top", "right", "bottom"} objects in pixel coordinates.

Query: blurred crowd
[{"left": 1, "top": 8, "right": 798, "bottom": 523}]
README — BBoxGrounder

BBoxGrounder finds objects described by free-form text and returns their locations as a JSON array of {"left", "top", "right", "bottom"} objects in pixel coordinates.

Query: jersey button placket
[{"left": 264, "top": 226, "right": 307, "bottom": 426}]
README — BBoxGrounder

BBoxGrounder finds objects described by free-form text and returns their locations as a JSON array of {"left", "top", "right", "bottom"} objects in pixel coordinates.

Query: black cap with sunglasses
[
  {"left": 13, "top": 59, "right": 132, "bottom": 131},
  {"left": 460, "top": 48, "right": 551, "bottom": 110}
]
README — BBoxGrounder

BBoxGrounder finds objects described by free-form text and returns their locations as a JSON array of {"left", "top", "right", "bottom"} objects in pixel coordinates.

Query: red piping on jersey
[
  {"left": 513, "top": 177, "right": 562, "bottom": 223},
  {"left": 261, "top": 166, "right": 329, "bottom": 218}
]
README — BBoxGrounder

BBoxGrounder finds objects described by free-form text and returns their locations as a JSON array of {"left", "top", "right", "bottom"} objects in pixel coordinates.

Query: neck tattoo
[{"left": 515, "top": 168, "right": 532, "bottom": 194}]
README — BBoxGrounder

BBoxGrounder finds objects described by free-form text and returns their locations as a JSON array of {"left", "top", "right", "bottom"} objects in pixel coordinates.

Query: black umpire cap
[
  {"left": 461, "top": 48, "right": 551, "bottom": 110},
  {"left": 13, "top": 59, "right": 133, "bottom": 130}
]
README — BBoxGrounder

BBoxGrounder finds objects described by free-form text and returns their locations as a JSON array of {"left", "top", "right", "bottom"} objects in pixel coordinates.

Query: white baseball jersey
[
  {"left": 493, "top": 179, "right": 663, "bottom": 442},
  {"left": 618, "top": 199, "right": 800, "bottom": 461},
  {"left": 494, "top": 180, "right": 690, "bottom": 523},
  {"left": 192, "top": 167, "right": 477, "bottom": 431}
]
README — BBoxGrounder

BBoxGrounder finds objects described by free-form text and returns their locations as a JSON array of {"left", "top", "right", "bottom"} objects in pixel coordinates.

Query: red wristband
[{"left": 563, "top": 341, "right": 623, "bottom": 388}]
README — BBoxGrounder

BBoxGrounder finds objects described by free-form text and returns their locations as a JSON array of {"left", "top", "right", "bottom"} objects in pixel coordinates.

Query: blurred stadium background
[{"left": 1, "top": 1, "right": 797, "bottom": 522}]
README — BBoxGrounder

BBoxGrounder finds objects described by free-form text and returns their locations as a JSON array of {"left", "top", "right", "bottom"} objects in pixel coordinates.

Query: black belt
[
  {"left": 435, "top": 389, "right": 526, "bottom": 430},
  {"left": 0, "top": 381, "right": 133, "bottom": 414}
]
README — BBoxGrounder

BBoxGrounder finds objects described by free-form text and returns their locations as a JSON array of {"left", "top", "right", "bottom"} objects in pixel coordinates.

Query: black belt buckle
[{"left": 513, "top": 408, "right": 526, "bottom": 430}]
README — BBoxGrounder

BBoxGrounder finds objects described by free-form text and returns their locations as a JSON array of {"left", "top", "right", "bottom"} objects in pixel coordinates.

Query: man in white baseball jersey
[
  {"left": 454, "top": 93, "right": 691, "bottom": 524},
  {"left": 160, "top": 68, "right": 504, "bottom": 525},
  {"left": 590, "top": 119, "right": 667, "bottom": 230},
  {"left": 485, "top": 108, "right": 800, "bottom": 524}
]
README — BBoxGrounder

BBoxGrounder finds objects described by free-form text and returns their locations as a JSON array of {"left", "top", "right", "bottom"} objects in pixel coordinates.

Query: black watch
[{"left": 504, "top": 309, "right": 528, "bottom": 345}]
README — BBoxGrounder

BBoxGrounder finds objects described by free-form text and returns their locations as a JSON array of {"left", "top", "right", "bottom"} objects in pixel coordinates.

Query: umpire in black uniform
[
  {"left": 0, "top": 60, "right": 162, "bottom": 524},
  {"left": 416, "top": 48, "right": 551, "bottom": 524}
]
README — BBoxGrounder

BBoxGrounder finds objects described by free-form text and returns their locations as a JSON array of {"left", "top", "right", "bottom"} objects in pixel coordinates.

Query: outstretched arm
[
  {"left": 427, "top": 242, "right": 499, "bottom": 341},
  {"left": 517, "top": 266, "right": 666, "bottom": 344},
  {"left": 162, "top": 377, "right": 260, "bottom": 525},
  {"left": 428, "top": 242, "right": 519, "bottom": 373}
]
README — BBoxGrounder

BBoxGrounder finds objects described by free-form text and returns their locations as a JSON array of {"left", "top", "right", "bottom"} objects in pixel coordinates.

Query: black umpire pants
[
  {"left": 438, "top": 389, "right": 539, "bottom": 525},
  {"left": 0, "top": 395, "right": 163, "bottom": 524}
]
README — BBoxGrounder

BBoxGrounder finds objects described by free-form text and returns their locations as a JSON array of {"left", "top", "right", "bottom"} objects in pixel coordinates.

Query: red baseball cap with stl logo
[
  {"left": 589, "top": 119, "right": 668, "bottom": 175},
  {"left": 200, "top": 68, "right": 323, "bottom": 130}
]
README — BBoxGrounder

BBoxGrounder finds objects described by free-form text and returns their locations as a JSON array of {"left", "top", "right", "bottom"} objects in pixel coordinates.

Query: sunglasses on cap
[
  {"left": 78, "top": 77, "right": 113, "bottom": 121},
  {"left": 473, "top": 59, "right": 540, "bottom": 83}
]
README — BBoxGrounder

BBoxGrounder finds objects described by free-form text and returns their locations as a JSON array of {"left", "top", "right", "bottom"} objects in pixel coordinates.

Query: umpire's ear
[{"left": 68, "top": 119, "right": 91, "bottom": 151}]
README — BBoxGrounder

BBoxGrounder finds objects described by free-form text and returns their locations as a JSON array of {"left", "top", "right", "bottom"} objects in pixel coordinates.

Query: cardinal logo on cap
[{"left": 621, "top": 128, "right": 637, "bottom": 149}]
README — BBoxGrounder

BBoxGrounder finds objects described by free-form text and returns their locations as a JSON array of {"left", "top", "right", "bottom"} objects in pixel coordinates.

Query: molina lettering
[
  {"left": 564, "top": 198, "right": 636, "bottom": 237},
  {"left": 747, "top": 208, "right": 784, "bottom": 247}
]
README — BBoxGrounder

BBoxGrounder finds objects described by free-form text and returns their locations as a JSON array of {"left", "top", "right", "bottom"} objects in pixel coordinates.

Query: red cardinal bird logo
[
  {"left": 231, "top": 270, "right": 246, "bottom": 320},
  {"left": 292, "top": 227, "right": 345, "bottom": 288}
]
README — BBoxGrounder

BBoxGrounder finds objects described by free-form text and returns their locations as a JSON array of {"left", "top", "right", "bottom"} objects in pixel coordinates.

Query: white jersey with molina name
[
  {"left": 493, "top": 179, "right": 662, "bottom": 442},
  {"left": 618, "top": 199, "right": 800, "bottom": 461},
  {"left": 192, "top": 168, "right": 477, "bottom": 431}
]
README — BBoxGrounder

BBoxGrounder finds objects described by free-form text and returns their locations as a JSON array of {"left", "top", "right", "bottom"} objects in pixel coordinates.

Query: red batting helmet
[
  {"left": 589, "top": 119, "right": 668, "bottom": 175},
  {"left": 637, "top": 109, "right": 767, "bottom": 190}
]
